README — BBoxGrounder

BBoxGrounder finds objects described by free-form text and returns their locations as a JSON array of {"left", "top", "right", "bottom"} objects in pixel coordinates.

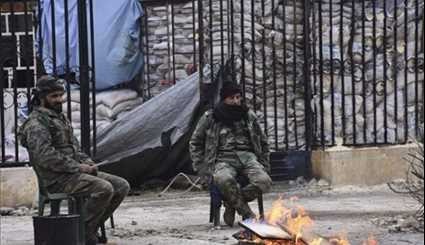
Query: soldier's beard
[{"left": 45, "top": 101, "right": 63, "bottom": 113}]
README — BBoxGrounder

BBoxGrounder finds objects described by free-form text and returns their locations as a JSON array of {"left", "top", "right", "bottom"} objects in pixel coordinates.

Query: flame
[
  {"left": 265, "top": 198, "right": 314, "bottom": 236},
  {"left": 362, "top": 236, "right": 379, "bottom": 245},
  {"left": 247, "top": 197, "right": 379, "bottom": 245},
  {"left": 330, "top": 237, "right": 351, "bottom": 245},
  {"left": 310, "top": 238, "right": 324, "bottom": 245}
]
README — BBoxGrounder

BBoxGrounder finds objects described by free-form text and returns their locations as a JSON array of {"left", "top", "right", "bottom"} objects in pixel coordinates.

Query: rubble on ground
[
  {"left": 0, "top": 206, "right": 36, "bottom": 216},
  {"left": 0, "top": 207, "right": 15, "bottom": 216},
  {"left": 372, "top": 214, "right": 424, "bottom": 233},
  {"left": 288, "top": 176, "right": 331, "bottom": 193}
]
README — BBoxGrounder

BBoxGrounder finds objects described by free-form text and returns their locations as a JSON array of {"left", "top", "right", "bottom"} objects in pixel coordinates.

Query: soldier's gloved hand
[
  {"left": 79, "top": 164, "right": 93, "bottom": 174},
  {"left": 90, "top": 165, "right": 98, "bottom": 176},
  {"left": 82, "top": 159, "right": 96, "bottom": 166}
]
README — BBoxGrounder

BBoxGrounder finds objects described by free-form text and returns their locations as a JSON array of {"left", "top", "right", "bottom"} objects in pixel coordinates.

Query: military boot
[
  {"left": 85, "top": 233, "right": 98, "bottom": 245},
  {"left": 235, "top": 201, "right": 256, "bottom": 221},
  {"left": 223, "top": 202, "right": 236, "bottom": 227}
]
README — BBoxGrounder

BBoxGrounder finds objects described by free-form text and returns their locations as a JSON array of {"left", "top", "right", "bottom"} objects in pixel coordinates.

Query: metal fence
[
  {"left": 197, "top": 0, "right": 314, "bottom": 152},
  {"left": 1, "top": 0, "right": 424, "bottom": 166},
  {"left": 199, "top": 0, "right": 424, "bottom": 150},
  {"left": 310, "top": 0, "right": 424, "bottom": 147},
  {"left": 140, "top": 0, "right": 199, "bottom": 99},
  {"left": 1, "top": 0, "right": 95, "bottom": 166}
]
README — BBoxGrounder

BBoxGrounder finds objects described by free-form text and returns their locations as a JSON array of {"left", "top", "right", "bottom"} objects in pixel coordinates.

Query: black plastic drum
[{"left": 33, "top": 214, "right": 80, "bottom": 245}]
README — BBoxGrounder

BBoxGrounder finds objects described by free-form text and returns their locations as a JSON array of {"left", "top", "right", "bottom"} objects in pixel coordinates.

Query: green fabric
[
  {"left": 213, "top": 158, "right": 272, "bottom": 217},
  {"left": 189, "top": 109, "right": 270, "bottom": 176},
  {"left": 217, "top": 120, "right": 253, "bottom": 152},
  {"left": 18, "top": 107, "right": 92, "bottom": 188},
  {"left": 19, "top": 106, "right": 130, "bottom": 239},
  {"left": 55, "top": 171, "right": 129, "bottom": 238}
]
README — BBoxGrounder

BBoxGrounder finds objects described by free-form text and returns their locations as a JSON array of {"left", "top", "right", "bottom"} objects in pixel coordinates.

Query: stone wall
[
  {"left": 0, "top": 167, "right": 38, "bottom": 208},
  {"left": 141, "top": 1, "right": 199, "bottom": 98},
  {"left": 312, "top": 144, "right": 413, "bottom": 186}
]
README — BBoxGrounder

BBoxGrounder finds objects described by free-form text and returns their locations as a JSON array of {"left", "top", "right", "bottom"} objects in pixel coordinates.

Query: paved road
[{"left": 1, "top": 184, "right": 424, "bottom": 245}]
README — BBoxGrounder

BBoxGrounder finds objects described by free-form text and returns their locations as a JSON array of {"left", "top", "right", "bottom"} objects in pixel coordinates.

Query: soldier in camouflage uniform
[
  {"left": 190, "top": 83, "right": 272, "bottom": 227},
  {"left": 19, "top": 76, "right": 130, "bottom": 245}
]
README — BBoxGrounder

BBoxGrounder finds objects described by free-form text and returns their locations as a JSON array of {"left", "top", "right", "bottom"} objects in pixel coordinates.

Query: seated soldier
[
  {"left": 189, "top": 82, "right": 272, "bottom": 227},
  {"left": 19, "top": 76, "right": 130, "bottom": 245}
]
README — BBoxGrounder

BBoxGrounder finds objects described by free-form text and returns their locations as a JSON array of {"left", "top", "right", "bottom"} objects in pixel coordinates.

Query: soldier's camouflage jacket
[
  {"left": 189, "top": 109, "right": 270, "bottom": 175},
  {"left": 18, "top": 107, "right": 92, "bottom": 188}
]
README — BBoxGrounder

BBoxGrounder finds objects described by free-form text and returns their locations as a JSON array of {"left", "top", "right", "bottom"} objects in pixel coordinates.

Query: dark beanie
[
  {"left": 220, "top": 83, "right": 242, "bottom": 100},
  {"left": 34, "top": 75, "right": 65, "bottom": 98}
]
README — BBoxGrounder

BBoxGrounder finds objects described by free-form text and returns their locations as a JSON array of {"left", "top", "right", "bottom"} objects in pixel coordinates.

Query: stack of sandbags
[
  {"left": 202, "top": 0, "right": 307, "bottom": 150},
  {"left": 311, "top": 0, "right": 424, "bottom": 144},
  {"left": 201, "top": 0, "right": 423, "bottom": 148},
  {"left": 95, "top": 89, "right": 144, "bottom": 120},
  {"left": 63, "top": 88, "right": 143, "bottom": 141}
]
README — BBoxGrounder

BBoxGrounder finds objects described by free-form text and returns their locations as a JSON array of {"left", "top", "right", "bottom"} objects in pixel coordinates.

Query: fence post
[
  {"left": 303, "top": 0, "right": 314, "bottom": 151},
  {"left": 197, "top": 0, "right": 206, "bottom": 104},
  {"left": 77, "top": 0, "right": 91, "bottom": 155},
  {"left": 0, "top": 58, "right": 4, "bottom": 163}
]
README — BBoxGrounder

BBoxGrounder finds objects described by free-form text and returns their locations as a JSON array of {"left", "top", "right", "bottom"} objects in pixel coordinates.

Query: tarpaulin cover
[
  {"left": 39, "top": 0, "right": 144, "bottom": 90},
  {"left": 94, "top": 67, "right": 212, "bottom": 186}
]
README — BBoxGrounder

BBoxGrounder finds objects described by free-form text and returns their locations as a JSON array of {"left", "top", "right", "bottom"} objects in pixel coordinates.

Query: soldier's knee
[
  {"left": 98, "top": 181, "right": 114, "bottom": 200},
  {"left": 119, "top": 178, "right": 130, "bottom": 196},
  {"left": 213, "top": 173, "right": 235, "bottom": 188},
  {"left": 256, "top": 175, "right": 272, "bottom": 193}
]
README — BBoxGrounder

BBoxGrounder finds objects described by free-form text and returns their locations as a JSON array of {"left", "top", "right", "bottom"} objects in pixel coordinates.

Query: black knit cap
[
  {"left": 220, "top": 82, "right": 242, "bottom": 100},
  {"left": 35, "top": 75, "right": 65, "bottom": 98}
]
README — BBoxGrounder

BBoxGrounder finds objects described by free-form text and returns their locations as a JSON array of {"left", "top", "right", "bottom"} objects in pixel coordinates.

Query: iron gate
[{"left": 1, "top": 0, "right": 95, "bottom": 166}]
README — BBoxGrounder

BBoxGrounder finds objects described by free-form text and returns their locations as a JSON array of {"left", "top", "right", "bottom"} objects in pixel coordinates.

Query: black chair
[{"left": 209, "top": 176, "right": 265, "bottom": 227}]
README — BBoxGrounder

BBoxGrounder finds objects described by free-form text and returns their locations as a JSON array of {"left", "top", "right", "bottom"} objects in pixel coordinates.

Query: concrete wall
[
  {"left": 312, "top": 144, "right": 414, "bottom": 186},
  {"left": 0, "top": 167, "right": 38, "bottom": 208}
]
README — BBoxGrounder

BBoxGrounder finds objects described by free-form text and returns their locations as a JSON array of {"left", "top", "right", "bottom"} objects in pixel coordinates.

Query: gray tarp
[{"left": 94, "top": 67, "right": 212, "bottom": 186}]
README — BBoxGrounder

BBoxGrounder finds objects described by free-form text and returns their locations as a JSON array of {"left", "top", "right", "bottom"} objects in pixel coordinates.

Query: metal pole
[
  {"left": 89, "top": 0, "right": 96, "bottom": 156},
  {"left": 198, "top": 0, "right": 205, "bottom": 102},
  {"left": 303, "top": 0, "right": 313, "bottom": 151},
  {"left": 77, "top": 0, "right": 91, "bottom": 155}
]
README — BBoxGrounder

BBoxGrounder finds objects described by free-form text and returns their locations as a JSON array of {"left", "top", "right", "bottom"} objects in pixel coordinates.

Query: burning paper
[{"left": 235, "top": 197, "right": 379, "bottom": 245}]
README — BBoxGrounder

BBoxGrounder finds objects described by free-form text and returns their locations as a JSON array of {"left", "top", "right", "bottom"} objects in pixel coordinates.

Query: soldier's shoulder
[
  {"left": 19, "top": 118, "right": 38, "bottom": 137},
  {"left": 22, "top": 111, "right": 50, "bottom": 129},
  {"left": 197, "top": 110, "right": 215, "bottom": 126}
]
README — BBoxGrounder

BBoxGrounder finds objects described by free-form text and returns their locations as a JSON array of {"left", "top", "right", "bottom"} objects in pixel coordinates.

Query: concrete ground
[{"left": 1, "top": 182, "right": 424, "bottom": 245}]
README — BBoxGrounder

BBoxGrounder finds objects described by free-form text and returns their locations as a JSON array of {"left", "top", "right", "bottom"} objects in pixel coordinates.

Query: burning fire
[
  {"left": 362, "top": 236, "right": 379, "bottom": 245},
  {"left": 265, "top": 197, "right": 314, "bottom": 240},
  {"left": 252, "top": 197, "right": 379, "bottom": 245}
]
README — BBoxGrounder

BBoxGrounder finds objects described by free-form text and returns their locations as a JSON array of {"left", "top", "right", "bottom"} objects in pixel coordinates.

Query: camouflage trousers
[
  {"left": 212, "top": 152, "right": 272, "bottom": 217},
  {"left": 49, "top": 171, "right": 130, "bottom": 239}
]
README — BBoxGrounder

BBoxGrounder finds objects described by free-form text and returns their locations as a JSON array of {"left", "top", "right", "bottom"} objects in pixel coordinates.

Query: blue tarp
[{"left": 39, "top": 0, "right": 144, "bottom": 90}]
